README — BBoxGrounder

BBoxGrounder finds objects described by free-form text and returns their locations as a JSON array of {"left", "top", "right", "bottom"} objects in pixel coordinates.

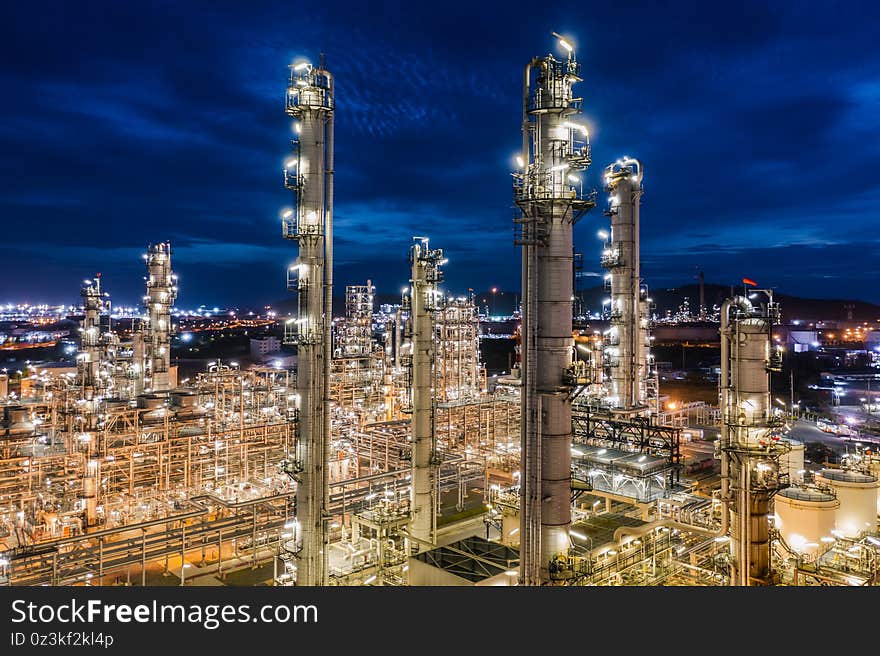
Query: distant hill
[{"left": 639, "top": 283, "right": 880, "bottom": 322}]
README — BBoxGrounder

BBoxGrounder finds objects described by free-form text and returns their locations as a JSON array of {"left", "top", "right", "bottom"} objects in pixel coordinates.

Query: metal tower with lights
[
  {"left": 281, "top": 56, "right": 335, "bottom": 586},
  {"left": 513, "top": 34, "right": 596, "bottom": 585}
]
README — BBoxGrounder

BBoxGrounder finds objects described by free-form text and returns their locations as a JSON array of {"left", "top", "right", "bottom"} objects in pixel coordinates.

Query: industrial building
[{"left": 1, "top": 36, "right": 878, "bottom": 589}]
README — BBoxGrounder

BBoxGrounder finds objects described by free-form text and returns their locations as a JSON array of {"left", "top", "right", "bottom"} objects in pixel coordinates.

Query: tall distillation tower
[
  {"left": 282, "top": 57, "right": 334, "bottom": 586},
  {"left": 78, "top": 276, "right": 105, "bottom": 401},
  {"left": 600, "top": 159, "right": 652, "bottom": 413},
  {"left": 407, "top": 238, "right": 444, "bottom": 549},
  {"left": 719, "top": 290, "right": 788, "bottom": 585},
  {"left": 513, "top": 36, "right": 595, "bottom": 584},
  {"left": 143, "top": 242, "right": 177, "bottom": 392}
]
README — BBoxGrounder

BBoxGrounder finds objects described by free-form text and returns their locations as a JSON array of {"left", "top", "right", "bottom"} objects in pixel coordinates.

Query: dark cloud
[{"left": 1, "top": 1, "right": 879, "bottom": 306}]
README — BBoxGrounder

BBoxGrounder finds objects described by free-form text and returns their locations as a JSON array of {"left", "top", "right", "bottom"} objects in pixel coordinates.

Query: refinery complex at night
[{"left": 2, "top": 9, "right": 879, "bottom": 592}]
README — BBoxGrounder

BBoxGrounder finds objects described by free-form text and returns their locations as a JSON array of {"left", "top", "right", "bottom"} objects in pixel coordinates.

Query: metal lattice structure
[
  {"left": 0, "top": 365, "right": 296, "bottom": 586},
  {"left": 434, "top": 295, "right": 485, "bottom": 403},
  {"left": 331, "top": 282, "right": 385, "bottom": 417},
  {"left": 572, "top": 407, "right": 681, "bottom": 489}
]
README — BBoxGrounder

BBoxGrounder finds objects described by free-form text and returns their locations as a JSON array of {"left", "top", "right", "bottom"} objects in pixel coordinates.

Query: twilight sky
[{"left": 2, "top": 1, "right": 879, "bottom": 307}]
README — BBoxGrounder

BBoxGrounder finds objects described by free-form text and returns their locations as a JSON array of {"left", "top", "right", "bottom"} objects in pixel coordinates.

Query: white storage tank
[
  {"left": 773, "top": 486, "right": 838, "bottom": 558},
  {"left": 868, "top": 458, "right": 880, "bottom": 514},
  {"left": 778, "top": 438, "right": 805, "bottom": 482},
  {"left": 815, "top": 469, "right": 879, "bottom": 538}
]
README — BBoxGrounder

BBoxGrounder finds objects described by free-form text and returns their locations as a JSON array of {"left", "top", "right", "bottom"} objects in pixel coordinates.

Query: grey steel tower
[
  {"left": 719, "top": 290, "right": 788, "bottom": 585},
  {"left": 282, "top": 57, "right": 335, "bottom": 586},
  {"left": 143, "top": 242, "right": 176, "bottom": 392},
  {"left": 513, "top": 35, "right": 595, "bottom": 585},
  {"left": 78, "top": 276, "right": 104, "bottom": 400},
  {"left": 601, "top": 159, "right": 650, "bottom": 413},
  {"left": 408, "top": 238, "right": 444, "bottom": 548}
]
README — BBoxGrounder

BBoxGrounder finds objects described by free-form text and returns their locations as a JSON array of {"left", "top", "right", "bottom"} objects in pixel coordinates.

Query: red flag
[{"left": 742, "top": 277, "right": 757, "bottom": 287}]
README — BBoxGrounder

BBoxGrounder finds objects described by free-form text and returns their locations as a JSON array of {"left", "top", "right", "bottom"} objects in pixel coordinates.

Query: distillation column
[
  {"left": 513, "top": 38, "right": 595, "bottom": 584},
  {"left": 77, "top": 276, "right": 106, "bottom": 525},
  {"left": 720, "top": 291, "right": 787, "bottom": 585},
  {"left": 78, "top": 276, "right": 104, "bottom": 401},
  {"left": 282, "top": 58, "right": 334, "bottom": 586},
  {"left": 602, "top": 159, "right": 648, "bottom": 412},
  {"left": 144, "top": 242, "right": 177, "bottom": 392},
  {"left": 408, "top": 239, "right": 444, "bottom": 548}
]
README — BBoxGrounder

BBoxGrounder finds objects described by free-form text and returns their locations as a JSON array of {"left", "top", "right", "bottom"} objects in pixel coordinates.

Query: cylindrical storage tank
[
  {"left": 867, "top": 459, "right": 880, "bottom": 514},
  {"left": 102, "top": 398, "right": 130, "bottom": 412},
  {"left": 5, "top": 406, "right": 28, "bottom": 423},
  {"left": 816, "top": 469, "right": 879, "bottom": 538},
  {"left": 778, "top": 439, "right": 805, "bottom": 482},
  {"left": 501, "top": 512, "right": 520, "bottom": 548},
  {"left": 171, "top": 390, "right": 197, "bottom": 408},
  {"left": 4, "top": 405, "right": 34, "bottom": 436},
  {"left": 773, "top": 486, "right": 838, "bottom": 558},
  {"left": 137, "top": 393, "right": 168, "bottom": 423},
  {"left": 136, "top": 393, "right": 166, "bottom": 410}
]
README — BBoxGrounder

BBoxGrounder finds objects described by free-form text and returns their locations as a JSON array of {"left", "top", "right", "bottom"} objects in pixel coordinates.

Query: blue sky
[{"left": 1, "top": 1, "right": 879, "bottom": 307}]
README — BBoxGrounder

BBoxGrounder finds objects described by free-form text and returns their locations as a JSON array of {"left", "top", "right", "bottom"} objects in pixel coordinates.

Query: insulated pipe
[
  {"left": 612, "top": 512, "right": 728, "bottom": 543},
  {"left": 518, "top": 57, "right": 543, "bottom": 586},
  {"left": 321, "top": 66, "right": 334, "bottom": 587}
]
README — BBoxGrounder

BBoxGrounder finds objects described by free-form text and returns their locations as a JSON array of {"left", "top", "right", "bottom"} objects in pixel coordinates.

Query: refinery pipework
[
  {"left": 408, "top": 237, "right": 444, "bottom": 549},
  {"left": 143, "top": 242, "right": 177, "bottom": 392},
  {"left": 719, "top": 289, "right": 788, "bottom": 585},
  {"left": 601, "top": 159, "right": 651, "bottom": 413},
  {"left": 513, "top": 35, "right": 596, "bottom": 584},
  {"left": 282, "top": 56, "right": 334, "bottom": 586}
]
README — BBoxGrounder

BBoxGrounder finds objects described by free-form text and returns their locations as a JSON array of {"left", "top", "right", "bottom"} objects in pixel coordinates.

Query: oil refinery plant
[{"left": 0, "top": 36, "right": 878, "bottom": 588}]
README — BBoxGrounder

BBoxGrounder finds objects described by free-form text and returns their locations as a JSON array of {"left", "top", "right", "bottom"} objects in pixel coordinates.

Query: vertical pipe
[
  {"left": 321, "top": 69, "right": 334, "bottom": 587},
  {"left": 180, "top": 522, "right": 186, "bottom": 585},
  {"left": 518, "top": 59, "right": 540, "bottom": 587},
  {"left": 252, "top": 507, "right": 258, "bottom": 569}
]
